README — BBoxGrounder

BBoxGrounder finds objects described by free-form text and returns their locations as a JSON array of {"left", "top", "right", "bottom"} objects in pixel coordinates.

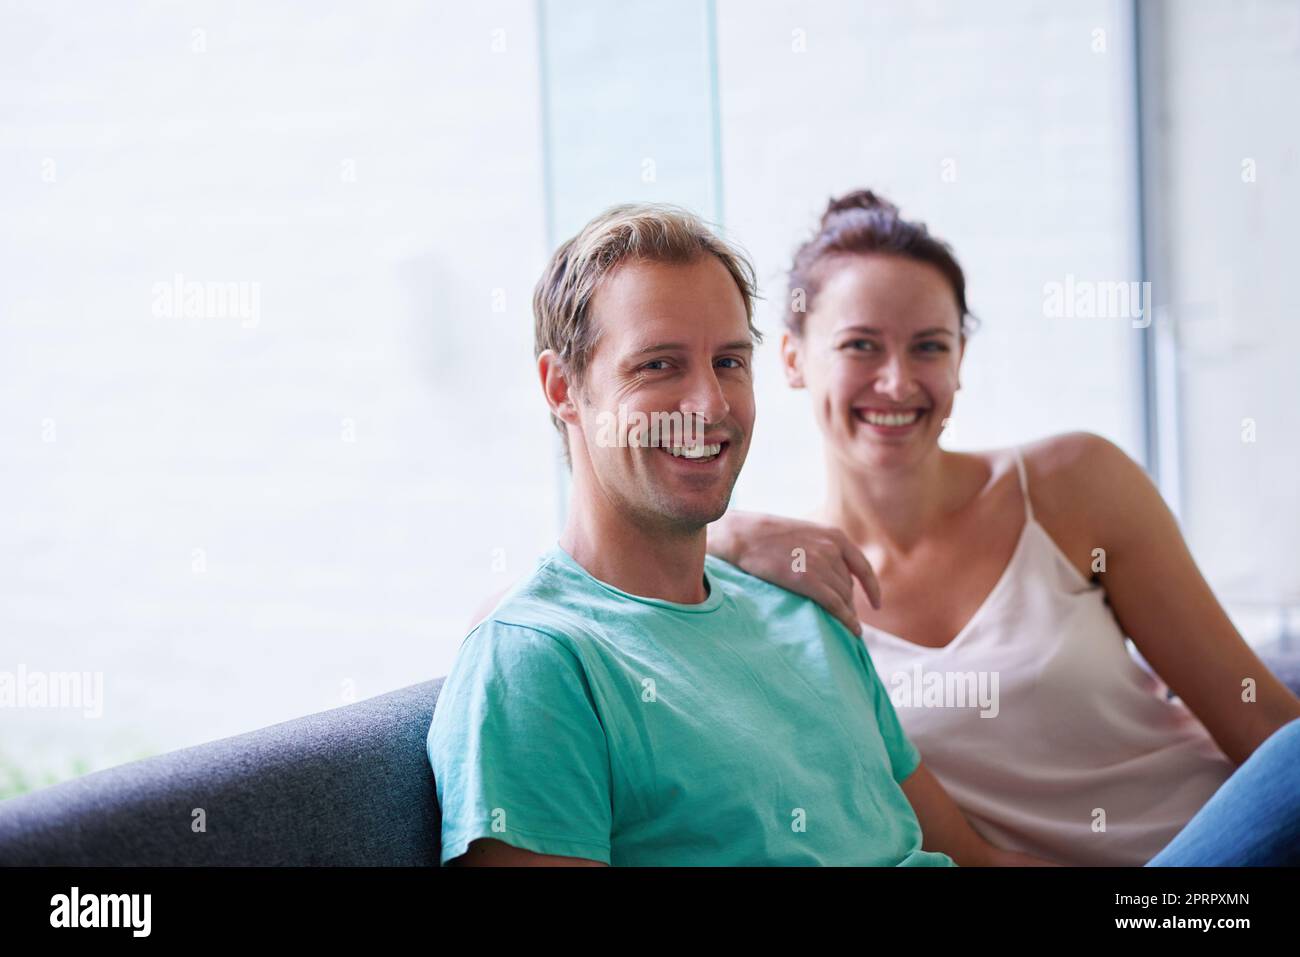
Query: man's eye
[
  {"left": 641, "top": 359, "right": 670, "bottom": 371},
  {"left": 716, "top": 357, "right": 745, "bottom": 369}
]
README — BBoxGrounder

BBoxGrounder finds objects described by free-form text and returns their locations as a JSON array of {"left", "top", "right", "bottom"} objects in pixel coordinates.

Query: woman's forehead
[{"left": 811, "top": 257, "right": 962, "bottom": 329}]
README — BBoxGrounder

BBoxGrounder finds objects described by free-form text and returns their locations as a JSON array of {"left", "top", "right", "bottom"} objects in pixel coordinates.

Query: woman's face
[{"left": 782, "top": 254, "right": 964, "bottom": 472}]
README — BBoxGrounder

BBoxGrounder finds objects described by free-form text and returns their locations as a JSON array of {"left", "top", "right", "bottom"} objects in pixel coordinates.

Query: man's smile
[{"left": 655, "top": 440, "right": 731, "bottom": 467}]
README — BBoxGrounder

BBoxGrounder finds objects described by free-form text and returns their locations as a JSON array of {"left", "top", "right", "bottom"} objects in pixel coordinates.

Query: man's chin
[
  {"left": 640, "top": 492, "right": 733, "bottom": 534},
  {"left": 609, "top": 454, "right": 745, "bottom": 533}
]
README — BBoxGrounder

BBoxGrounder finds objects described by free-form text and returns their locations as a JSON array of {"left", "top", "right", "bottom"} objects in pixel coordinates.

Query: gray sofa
[
  {"left": 0, "top": 678, "right": 446, "bottom": 866},
  {"left": 3, "top": 648, "right": 1297, "bottom": 867}
]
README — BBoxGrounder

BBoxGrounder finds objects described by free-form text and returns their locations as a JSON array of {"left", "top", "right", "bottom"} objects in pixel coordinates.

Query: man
[{"left": 427, "top": 203, "right": 1044, "bottom": 866}]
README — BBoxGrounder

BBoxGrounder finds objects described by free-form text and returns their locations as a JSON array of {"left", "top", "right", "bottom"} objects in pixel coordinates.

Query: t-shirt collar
[{"left": 547, "top": 543, "right": 724, "bottom": 613}]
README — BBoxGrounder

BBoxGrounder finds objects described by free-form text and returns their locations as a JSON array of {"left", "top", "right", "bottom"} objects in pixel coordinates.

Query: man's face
[{"left": 570, "top": 255, "right": 756, "bottom": 535}]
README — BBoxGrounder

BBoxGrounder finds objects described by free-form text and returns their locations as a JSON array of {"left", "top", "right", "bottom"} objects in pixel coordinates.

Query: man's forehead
[
  {"left": 592, "top": 256, "right": 744, "bottom": 312},
  {"left": 582, "top": 257, "right": 750, "bottom": 357},
  {"left": 597, "top": 311, "right": 754, "bottom": 357}
]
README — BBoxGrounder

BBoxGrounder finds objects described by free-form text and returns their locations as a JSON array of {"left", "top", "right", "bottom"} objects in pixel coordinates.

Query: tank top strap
[{"left": 1012, "top": 446, "right": 1034, "bottom": 522}]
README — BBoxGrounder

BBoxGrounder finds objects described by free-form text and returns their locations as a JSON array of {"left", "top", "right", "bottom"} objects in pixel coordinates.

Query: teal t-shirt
[{"left": 427, "top": 545, "right": 955, "bottom": 867}]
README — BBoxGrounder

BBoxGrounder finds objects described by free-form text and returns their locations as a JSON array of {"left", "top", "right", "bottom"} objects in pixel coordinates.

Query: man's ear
[
  {"left": 538, "top": 350, "right": 580, "bottom": 426},
  {"left": 780, "top": 331, "right": 805, "bottom": 389}
]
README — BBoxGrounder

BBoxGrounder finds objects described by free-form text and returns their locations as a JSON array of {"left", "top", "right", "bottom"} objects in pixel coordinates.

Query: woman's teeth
[
  {"left": 667, "top": 443, "right": 723, "bottom": 460},
  {"left": 859, "top": 409, "right": 923, "bottom": 426}
]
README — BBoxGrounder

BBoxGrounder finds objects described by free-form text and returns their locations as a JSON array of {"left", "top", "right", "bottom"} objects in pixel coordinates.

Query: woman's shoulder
[
  {"left": 949, "top": 433, "right": 1135, "bottom": 498},
  {"left": 1019, "top": 431, "right": 1139, "bottom": 491},
  {"left": 1011, "top": 431, "right": 1149, "bottom": 540}
]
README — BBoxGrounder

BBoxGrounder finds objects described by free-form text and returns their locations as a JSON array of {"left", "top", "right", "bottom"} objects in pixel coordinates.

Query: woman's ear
[
  {"left": 780, "top": 331, "right": 805, "bottom": 389},
  {"left": 955, "top": 335, "right": 965, "bottom": 391}
]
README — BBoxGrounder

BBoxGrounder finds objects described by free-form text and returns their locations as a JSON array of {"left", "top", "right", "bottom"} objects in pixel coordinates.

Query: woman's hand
[{"left": 708, "top": 511, "right": 881, "bottom": 635}]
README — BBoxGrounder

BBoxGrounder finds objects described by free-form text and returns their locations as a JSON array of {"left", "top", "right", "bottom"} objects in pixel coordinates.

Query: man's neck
[{"left": 558, "top": 501, "right": 709, "bottom": 605}]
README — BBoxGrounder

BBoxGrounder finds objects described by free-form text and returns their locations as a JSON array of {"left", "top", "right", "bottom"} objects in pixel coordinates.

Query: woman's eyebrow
[{"left": 833, "top": 326, "right": 955, "bottom": 337}]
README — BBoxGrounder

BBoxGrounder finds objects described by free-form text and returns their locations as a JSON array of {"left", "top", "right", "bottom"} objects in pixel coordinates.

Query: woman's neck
[{"left": 820, "top": 445, "right": 957, "bottom": 554}]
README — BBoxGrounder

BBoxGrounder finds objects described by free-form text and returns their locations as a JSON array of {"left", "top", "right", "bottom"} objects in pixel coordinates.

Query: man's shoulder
[
  {"left": 706, "top": 554, "right": 855, "bottom": 637},
  {"left": 706, "top": 553, "right": 829, "bottom": 612},
  {"left": 462, "top": 553, "right": 578, "bottom": 641},
  {"left": 470, "top": 550, "right": 855, "bottom": 649},
  {"left": 434, "top": 563, "right": 600, "bottom": 726},
  {"left": 466, "top": 552, "right": 603, "bottom": 651},
  {"left": 705, "top": 552, "right": 783, "bottom": 593}
]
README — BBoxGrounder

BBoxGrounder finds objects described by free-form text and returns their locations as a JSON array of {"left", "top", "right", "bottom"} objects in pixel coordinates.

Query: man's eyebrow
[
  {"left": 718, "top": 339, "right": 756, "bottom": 353},
  {"left": 625, "top": 340, "right": 755, "bottom": 358},
  {"left": 623, "top": 342, "right": 686, "bottom": 361}
]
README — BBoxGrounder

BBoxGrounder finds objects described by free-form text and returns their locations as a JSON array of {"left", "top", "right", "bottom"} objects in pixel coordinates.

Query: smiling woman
[
  {"left": 708, "top": 188, "right": 1300, "bottom": 866},
  {"left": 780, "top": 203, "right": 968, "bottom": 472}
]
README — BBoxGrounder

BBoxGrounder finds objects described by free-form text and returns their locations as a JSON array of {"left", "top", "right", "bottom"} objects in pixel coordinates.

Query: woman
[{"left": 708, "top": 190, "right": 1300, "bottom": 866}]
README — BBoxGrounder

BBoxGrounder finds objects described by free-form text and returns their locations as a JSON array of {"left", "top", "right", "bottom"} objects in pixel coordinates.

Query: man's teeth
[
  {"left": 860, "top": 409, "right": 923, "bottom": 426},
  {"left": 667, "top": 443, "right": 723, "bottom": 459}
]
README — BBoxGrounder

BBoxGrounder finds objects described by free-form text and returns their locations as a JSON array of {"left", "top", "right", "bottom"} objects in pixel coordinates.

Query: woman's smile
[{"left": 852, "top": 405, "right": 931, "bottom": 437}]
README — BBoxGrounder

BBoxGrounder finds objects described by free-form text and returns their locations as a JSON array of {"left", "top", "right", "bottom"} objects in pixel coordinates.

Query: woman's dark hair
[{"left": 786, "top": 189, "right": 977, "bottom": 337}]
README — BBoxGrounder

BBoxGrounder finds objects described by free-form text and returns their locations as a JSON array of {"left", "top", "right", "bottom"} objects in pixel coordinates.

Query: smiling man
[{"left": 426, "top": 203, "right": 1040, "bottom": 867}]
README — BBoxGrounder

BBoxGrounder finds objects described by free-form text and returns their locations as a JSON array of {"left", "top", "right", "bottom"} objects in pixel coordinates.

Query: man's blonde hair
[{"left": 532, "top": 203, "right": 761, "bottom": 455}]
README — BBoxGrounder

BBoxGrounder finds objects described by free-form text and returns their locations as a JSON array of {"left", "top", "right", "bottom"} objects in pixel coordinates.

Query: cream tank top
[{"left": 859, "top": 447, "right": 1234, "bottom": 866}]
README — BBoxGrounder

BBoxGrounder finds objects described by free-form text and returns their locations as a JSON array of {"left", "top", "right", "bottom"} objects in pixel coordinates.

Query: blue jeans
[{"left": 1146, "top": 717, "right": 1300, "bottom": 866}]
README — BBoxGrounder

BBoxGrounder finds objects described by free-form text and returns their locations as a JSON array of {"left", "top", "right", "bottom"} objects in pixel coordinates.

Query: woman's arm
[
  {"left": 708, "top": 511, "right": 881, "bottom": 635},
  {"left": 1031, "top": 432, "right": 1300, "bottom": 766},
  {"left": 900, "top": 762, "right": 1058, "bottom": 866}
]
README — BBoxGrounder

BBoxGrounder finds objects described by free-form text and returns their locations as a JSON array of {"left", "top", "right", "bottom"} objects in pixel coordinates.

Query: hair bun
[{"left": 821, "top": 189, "right": 899, "bottom": 227}]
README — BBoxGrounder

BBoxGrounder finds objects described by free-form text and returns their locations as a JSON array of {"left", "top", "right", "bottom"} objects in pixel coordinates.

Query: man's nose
[{"left": 679, "top": 369, "right": 730, "bottom": 424}]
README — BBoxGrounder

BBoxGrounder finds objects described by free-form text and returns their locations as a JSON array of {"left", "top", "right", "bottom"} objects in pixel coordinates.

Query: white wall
[
  {"left": 716, "top": 0, "right": 1143, "bottom": 517},
  {"left": 1155, "top": 0, "right": 1300, "bottom": 619},
  {"left": 0, "top": 0, "right": 557, "bottom": 785},
  {"left": 4, "top": 0, "right": 1295, "bottom": 794}
]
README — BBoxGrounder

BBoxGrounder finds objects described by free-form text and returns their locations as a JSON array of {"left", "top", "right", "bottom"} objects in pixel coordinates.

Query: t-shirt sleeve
[
  {"left": 426, "top": 619, "right": 613, "bottom": 865},
  {"left": 849, "top": 629, "right": 922, "bottom": 785}
]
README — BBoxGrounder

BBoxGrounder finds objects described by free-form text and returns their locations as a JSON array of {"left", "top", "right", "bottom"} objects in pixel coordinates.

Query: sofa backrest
[{"left": 0, "top": 678, "right": 445, "bottom": 866}]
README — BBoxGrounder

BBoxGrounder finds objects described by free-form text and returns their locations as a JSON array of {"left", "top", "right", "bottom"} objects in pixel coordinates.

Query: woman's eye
[
  {"left": 916, "top": 341, "right": 949, "bottom": 353},
  {"left": 641, "top": 359, "right": 670, "bottom": 371},
  {"left": 843, "top": 339, "right": 875, "bottom": 351}
]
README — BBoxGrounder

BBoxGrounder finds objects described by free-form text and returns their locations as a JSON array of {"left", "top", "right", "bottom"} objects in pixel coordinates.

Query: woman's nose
[{"left": 875, "top": 355, "right": 915, "bottom": 398}]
